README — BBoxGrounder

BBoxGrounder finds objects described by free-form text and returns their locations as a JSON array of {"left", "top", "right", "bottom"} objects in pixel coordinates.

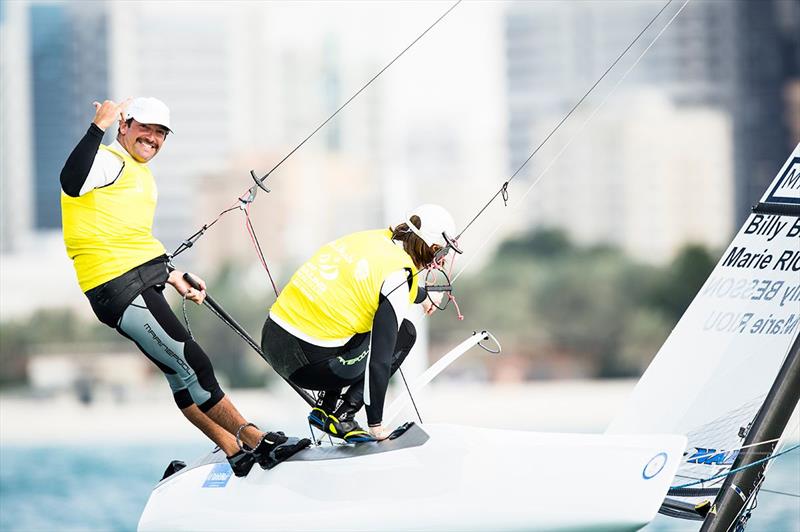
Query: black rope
[
  {"left": 181, "top": 295, "right": 194, "bottom": 340},
  {"left": 171, "top": 204, "right": 239, "bottom": 259},
  {"left": 253, "top": 1, "right": 463, "bottom": 189},
  {"left": 205, "top": 298, "right": 262, "bottom": 355},
  {"left": 399, "top": 367, "right": 423, "bottom": 424},
  {"left": 172, "top": 1, "right": 462, "bottom": 260},
  {"left": 455, "top": 0, "right": 675, "bottom": 240},
  {"left": 672, "top": 474, "right": 800, "bottom": 499}
]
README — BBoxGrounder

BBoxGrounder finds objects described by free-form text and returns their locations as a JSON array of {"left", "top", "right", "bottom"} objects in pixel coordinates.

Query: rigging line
[
  {"left": 672, "top": 474, "right": 800, "bottom": 499},
  {"left": 750, "top": 488, "right": 800, "bottom": 499},
  {"left": 171, "top": 202, "right": 241, "bottom": 258},
  {"left": 725, "top": 475, "right": 764, "bottom": 532},
  {"left": 671, "top": 473, "right": 722, "bottom": 486},
  {"left": 398, "top": 367, "right": 423, "bottom": 424},
  {"left": 253, "top": 0, "right": 463, "bottom": 189},
  {"left": 238, "top": 0, "right": 681, "bottom": 307},
  {"left": 670, "top": 442, "right": 800, "bottom": 490},
  {"left": 170, "top": 1, "right": 462, "bottom": 261},
  {"left": 455, "top": 0, "right": 675, "bottom": 241},
  {"left": 244, "top": 205, "right": 280, "bottom": 297},
  {"left": 451, "top": 0, "right": 692, "bottom": 284},
  {"left": 363, "top": 0, "right": 687, "bottom": 302}
]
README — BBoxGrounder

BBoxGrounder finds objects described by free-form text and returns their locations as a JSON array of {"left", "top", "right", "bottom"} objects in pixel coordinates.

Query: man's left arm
[
  {"left": 60, "top": 124, "right": 106, "bottom": 197},
  {"left": 61, "top": 99, "right": 132, "bottom": 197}
]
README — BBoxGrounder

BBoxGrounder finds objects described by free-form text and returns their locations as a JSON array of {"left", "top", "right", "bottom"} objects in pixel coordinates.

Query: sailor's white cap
[
  {"left": 125, "top": 97, "right": 172, "bottom": 132},
  {"left": 406, "top": 204, "right": 456, "bottom": 248}
]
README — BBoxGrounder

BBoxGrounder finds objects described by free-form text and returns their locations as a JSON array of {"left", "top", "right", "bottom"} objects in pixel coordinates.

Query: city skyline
[{"left": 2, "top": 0, "right": 798, "bottom": 318}]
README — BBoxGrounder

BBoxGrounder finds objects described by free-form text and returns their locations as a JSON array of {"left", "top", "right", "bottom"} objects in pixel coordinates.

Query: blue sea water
[
  {"left": 0, "top": 442, "right": 798, "bottom": 531},
  {"left": 0, "top": 443, "right": 206, "bottom": 532}
]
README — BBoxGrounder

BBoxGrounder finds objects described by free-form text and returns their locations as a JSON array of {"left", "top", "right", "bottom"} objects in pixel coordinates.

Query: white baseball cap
[
  {"left": 125, "top": 97, "right": 172, "bottom": 132},
  {"left": 406, "top": 204, "right": 456, "bottom": 248}
]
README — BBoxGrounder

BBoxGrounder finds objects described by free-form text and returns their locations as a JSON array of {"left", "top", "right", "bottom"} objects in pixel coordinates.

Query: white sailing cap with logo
[
  {"left": 125, "top": 97, "right": 172, "bottom": 132},
  {"left": 406, "top": 204, "right": 456, "bottom": 248}
]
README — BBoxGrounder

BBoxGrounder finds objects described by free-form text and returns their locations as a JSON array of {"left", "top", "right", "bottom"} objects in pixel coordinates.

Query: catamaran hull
[{"left": 138, "top": 424, "right": 686, "bottom": 531}]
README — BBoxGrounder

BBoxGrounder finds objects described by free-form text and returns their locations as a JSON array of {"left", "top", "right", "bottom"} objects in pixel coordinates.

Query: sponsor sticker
[
  {"left": 203, "top": 463, "right": 233, "bottom": 488},
  {"left": 686, "top": 447, "right": 739, "bottom": 466},
  {"left": 766, "top": 157, "right": 800, "bottom": 205}
]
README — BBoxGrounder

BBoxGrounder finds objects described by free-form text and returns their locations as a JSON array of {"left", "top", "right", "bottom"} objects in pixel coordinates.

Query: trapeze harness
[
  {"left": 60, "top": 124, "right": 224, "bottom": 411},
  {"left": 262, "top": 229, "right": 427, "bottom": 426}
]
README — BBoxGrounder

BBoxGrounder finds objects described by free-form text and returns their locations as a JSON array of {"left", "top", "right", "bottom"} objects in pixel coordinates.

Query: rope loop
[{"left": 181, "top": 294, "right": 194, "bottom": 340}]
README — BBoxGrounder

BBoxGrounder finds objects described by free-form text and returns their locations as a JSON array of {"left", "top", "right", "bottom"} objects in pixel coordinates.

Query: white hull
[{"left": 138, "top": 424, "right": 686, "bottom": 531}]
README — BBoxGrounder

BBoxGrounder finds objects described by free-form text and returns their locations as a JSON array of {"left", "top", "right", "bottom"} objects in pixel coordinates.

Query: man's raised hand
[{"left": 92, "top": 98, "right": 132, "bottom": 131}]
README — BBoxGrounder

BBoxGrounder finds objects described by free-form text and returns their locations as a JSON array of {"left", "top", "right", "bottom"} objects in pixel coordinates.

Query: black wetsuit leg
[
  {"left": 289, "top": 332, "right": 372, "bottom": 390},
  {"left": 116, "top": 285, "right": 224, "bottom": 411},
  {"left": 262, "top": 316, "right": 416, "bottom": 418},
  {"left": 341, "top": 319, "right": 417, "bottom": 407}
]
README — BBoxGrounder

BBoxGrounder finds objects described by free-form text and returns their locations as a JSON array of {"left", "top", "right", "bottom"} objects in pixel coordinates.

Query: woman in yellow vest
[
  {"left": 60, "top": 98, "right": 307, "bottom": 476},
  {"left": 262, "top": 205, "right": 456, "bottom": 442}
]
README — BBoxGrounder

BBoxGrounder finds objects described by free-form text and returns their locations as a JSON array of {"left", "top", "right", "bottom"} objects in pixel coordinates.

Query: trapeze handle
[
  {"left": 183, "top": 272, "right": 202, "bottom": 290},
  {"left": 182, "top": 273, "right": 316, "bottom": 408}
]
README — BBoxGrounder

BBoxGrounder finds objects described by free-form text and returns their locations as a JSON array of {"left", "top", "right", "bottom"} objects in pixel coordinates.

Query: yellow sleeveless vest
[
  {"left": 61, "top": 144, "right": 166, "bottom": 292},
  {"left": 270, "top": 229, "right": 419, "bottom": 341}
]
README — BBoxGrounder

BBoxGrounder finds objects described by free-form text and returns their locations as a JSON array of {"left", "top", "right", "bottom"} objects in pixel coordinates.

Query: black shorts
[
  {"left": 84, "top": 258, "right": 223, "bottom": 411},
  {"left": 261, "top": 317, "right": 415, "bottom": 393},
  {"left": 84, "top": 255, "right": 170, "bottom": 327},
  {"left": 260, "top": 317, "right": 369, "bottom": 385}
]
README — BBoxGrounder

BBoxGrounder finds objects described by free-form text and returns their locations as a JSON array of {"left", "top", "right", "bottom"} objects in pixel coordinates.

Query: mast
[{"left": 700, "top": 206, "right": 800, "bottom": 532}]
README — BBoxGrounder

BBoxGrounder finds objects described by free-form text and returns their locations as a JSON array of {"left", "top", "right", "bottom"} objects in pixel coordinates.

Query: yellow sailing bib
[
  {"left": 61, "top": 144, "right": 166, "bottom": 292},
  {"left": 270, "top": 229, "right": 418, "bottom": 341}
]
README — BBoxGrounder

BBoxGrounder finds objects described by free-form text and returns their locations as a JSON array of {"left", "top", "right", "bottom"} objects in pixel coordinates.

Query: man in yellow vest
[
  {"left": 60, "top": 97, "right": 308, "bottom": 476},
  {"left": 261, "top": 205, "right": 456, "bottom": 442}
]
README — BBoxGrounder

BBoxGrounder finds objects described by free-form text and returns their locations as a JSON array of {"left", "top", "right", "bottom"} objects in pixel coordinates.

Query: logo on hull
[
  {"left": 203, "top": 463, "right": 233, "bottom": 488},
  {"left": 642, "top": 452, "right": 668, "bottom": 480}
]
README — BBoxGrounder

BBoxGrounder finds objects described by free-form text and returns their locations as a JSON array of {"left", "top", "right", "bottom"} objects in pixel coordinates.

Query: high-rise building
[
  {"left": 734, "top": 0, "right": 800, "bottom": 218},
  {"left": 104, "top": 3, "right": 387, "bottom": 259},
  {"left": 1, "top": 0, "right": 34, "bottom": 254},
  {"left": 528, "top": 93, "right": 734, "bottom": 263},
  {"left": 2, "top": 2, "right": 507, "bottom": 318},
  {"left": 29, "top": 2, "right": 110, "bottom": 231},
  {"left": 504, "top": 1, "right": 799, "bottom": 252},
  {"left": 505, "top": 2, "right": 738, "bottom": 170},
  {"left": 104, "top": 3, "right": 242, "bottom": 259}
]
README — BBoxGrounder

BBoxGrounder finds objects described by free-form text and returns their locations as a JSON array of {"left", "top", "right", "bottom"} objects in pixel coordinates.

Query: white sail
[{"left": 608, "top": 144, "right": 800, "bottom": 492}]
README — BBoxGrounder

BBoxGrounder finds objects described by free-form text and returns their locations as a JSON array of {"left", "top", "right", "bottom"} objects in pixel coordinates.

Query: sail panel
[{"left": 608, "top": 144, "right": 800, "bottom": 488}]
